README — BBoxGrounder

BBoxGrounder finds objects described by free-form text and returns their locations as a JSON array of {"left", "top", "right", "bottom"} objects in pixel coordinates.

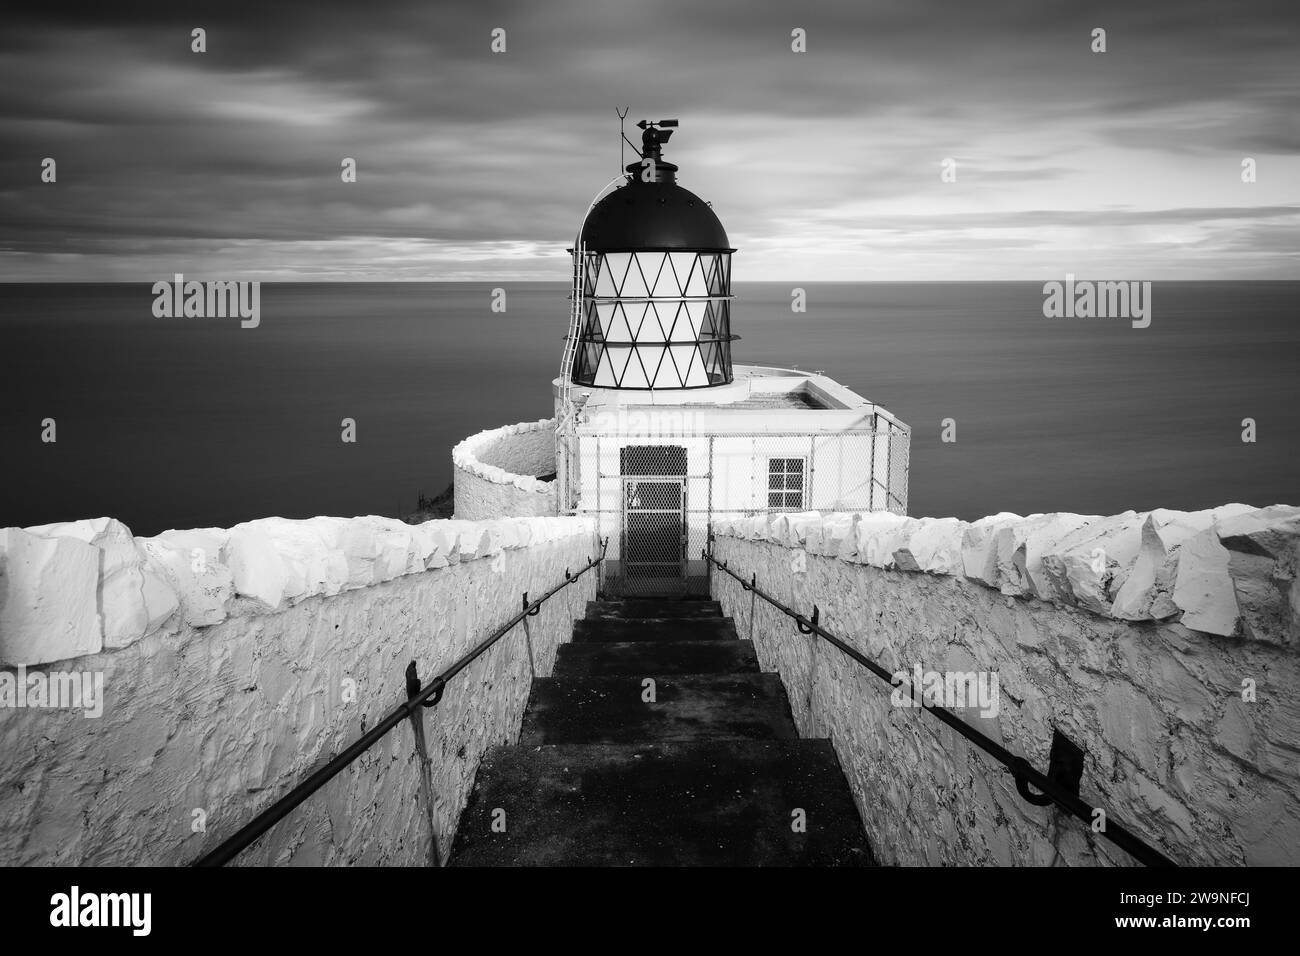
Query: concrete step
[
  {"left": 572, "top": 617, "right": 738, "bottom": 643},
  {"left": 519, "top": 673, "right": 797, "bottom": 745},
  {"left": 586, "top": 599, "right": 724, "bottom": 620},
  {"left": 554, "top": 640, "right": 760, "bottom": 677},
  {"left": 449, "top": 739, "right": 876, "bottom": 867}
]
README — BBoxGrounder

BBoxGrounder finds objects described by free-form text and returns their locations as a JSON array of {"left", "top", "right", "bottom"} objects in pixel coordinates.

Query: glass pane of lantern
[
  {"left": 660, "top": 302, "right": 687, "bottom": 341},
  {"left": 605, "top": 346, "right": 633, "bottom": 385},
  {"left": 637, "top": 303, "right": 668, "bottom": 342},
  {"left": 706, "top": 256, "right": 723, "bottom": 295},
  {"left": 608, "top": 304, "right": 635, "bottom": 343},
  {"left": 647, "top": 254, "right": 676, "bottom": 297},
  {"left": 682, "top": 301, "right": 707, "bottom": 338},
  {"left": 640, "top": 346, "right": 667, "bottom": 385},
  {"left": 668, "top": 253, "right": 696, "bottom": 295},
  {"left": 596, "top": 254, "right": 626, "bottom": 297},
  {"left": 702, "top": 340, "right": 721, "bottom": 375},
  {"left": 621, "top": 255, "right": 650, "bottom": 297},
  {"left": 684, "top": 256, "right": 709, "bottom": 297},
  {"left": 593, "top": 348, "right": 616, "bottom": 387},
  {"left": 697, "top": 255, "right": 716, "bottom": 291},
  {"left": 714, "top": 300, "right": 730, "bottom": 336},
  {"left": 595, "top": 301, "right": 619, "bottom": 337},
  {"left": 621, "top": 349, "right": 650, "bottom": 388},
  {"left": 699, "top": 302, "right": 718, "bottom": 338},
  {"left": 682, "top": 347, "right": 708, "bottom": 386},
  {"left": 667, "top": 345, "right": 696, "bottom": 386}
]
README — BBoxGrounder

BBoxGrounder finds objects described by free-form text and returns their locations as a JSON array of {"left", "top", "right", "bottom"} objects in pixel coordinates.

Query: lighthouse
[{"left": 551, "top": 119, "right": 911, "bottom": 597}]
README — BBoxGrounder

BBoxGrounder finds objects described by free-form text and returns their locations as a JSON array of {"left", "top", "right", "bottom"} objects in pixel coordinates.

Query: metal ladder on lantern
[
  {"left": 555, "top": 241, "right": 585, "bottom": 513},
  {"left": 556, "top": 173, "right": 627, "bottom": 513}
]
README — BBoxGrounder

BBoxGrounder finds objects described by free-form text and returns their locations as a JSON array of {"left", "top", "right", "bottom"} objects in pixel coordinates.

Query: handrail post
[
  {"left": 520, "top": 592, "right": 538, "bottom": 679},
  {"left": 747, "top": 572, "right": 757, "bottom": 642},
  {"left": 405, "top": 661, "right": 442, "bottom": 866}
]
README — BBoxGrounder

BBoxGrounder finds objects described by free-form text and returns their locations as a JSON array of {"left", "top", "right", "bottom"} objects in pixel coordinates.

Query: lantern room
[{"left": 570, "top": 120, "right": 736, "bottom": 389}]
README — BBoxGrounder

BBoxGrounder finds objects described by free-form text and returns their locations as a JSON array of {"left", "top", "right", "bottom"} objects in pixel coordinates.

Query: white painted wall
[
  {"left": 573, "top": 417, "right": 907, "bottom": 580},
  {"left": 711, "top": 504, "right": 1300, "bottom": 865},
  {"left": 452, "top": 419, "right": 558, "bottom": 520},
  {"left": 0, "top": 513, "right": 598, "bottom": 865}
]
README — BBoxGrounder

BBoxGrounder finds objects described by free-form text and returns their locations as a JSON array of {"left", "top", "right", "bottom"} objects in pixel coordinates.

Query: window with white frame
[{"left": 767, "top": 458, "right": 805, "bottom": 510}]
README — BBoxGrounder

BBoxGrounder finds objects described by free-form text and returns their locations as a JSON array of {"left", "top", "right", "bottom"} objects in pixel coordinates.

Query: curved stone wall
[
  {"left": 452, "top": 419, "right": 557, "bottom": 520},
  {"left": 711, "top": 504, "right": 1300, "bottom": 866},
  {"left": 0, "top": 513, "right": 599, "bottom": 865}
]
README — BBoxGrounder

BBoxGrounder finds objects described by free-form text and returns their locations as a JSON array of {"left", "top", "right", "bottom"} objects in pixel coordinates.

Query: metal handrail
[
  {"left": 704, "top": 548, "right": 1177, "bottom": 868},
  {"left": 192, "top": 539, "right": 607, "bottom": 867}
]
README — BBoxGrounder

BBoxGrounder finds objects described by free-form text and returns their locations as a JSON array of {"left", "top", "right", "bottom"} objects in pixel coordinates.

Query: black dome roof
[{"left": 580, "top": 177, "right": 731, "bottom": 251}]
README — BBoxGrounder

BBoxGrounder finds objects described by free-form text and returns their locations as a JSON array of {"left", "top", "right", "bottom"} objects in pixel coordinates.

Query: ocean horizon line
[{"left": 3, "top": 278, "right": 1298, "bottom": 286}]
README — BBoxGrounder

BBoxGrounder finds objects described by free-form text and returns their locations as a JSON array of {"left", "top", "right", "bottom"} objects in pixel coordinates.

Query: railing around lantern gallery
[
  {"left": 703, "top": 548, "right": 1178, "bottom": 868},
  {"left": 191, "top": 539, "right": 608, "bottom": 868}
]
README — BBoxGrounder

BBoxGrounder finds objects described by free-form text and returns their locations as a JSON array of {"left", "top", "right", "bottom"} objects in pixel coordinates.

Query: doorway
[{"left": 618, "top": 445, "right": 687, "bottom": 596}]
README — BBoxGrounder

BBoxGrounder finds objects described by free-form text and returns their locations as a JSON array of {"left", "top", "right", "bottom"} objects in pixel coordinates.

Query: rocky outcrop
[
  {"left": 713, "top": 503, "right": 1300, "bottom": 642},
  {"left": 1, "top": 513, "right": 595, "bottom": 666}
]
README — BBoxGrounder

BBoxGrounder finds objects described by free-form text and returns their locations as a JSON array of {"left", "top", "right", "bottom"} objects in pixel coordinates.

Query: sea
[{"left": 1, "top": 281, "right": 1296, "bottom": 536}]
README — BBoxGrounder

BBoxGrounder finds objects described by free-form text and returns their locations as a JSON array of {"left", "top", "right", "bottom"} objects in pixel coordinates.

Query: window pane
[
  {"left": 788, "top": 473, "right": 803, "bottom": 490},
  {"left": 768, "top": 459, "right": 782, "bottom": 474},
  {"left": 768, "top": 492, "right": 782, "bottom": 508}
]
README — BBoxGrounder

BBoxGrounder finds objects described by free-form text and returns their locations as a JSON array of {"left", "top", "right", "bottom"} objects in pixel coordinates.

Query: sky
[{"left": 1, "top": 0, "right": 1297, "bottom": 281}]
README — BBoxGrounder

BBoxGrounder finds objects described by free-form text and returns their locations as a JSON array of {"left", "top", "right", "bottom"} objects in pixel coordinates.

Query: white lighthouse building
[{"left": 549, "top": 119, "right": 911, "bottom": 596}]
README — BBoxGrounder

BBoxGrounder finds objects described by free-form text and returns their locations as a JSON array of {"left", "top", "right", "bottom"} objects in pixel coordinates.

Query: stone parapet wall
[
  {"left": 711, "top": 504, "right": 1300, "bottom": 866},
  {"left": 452, "top": 419, "right": 557, "bottom": 520},
  {"left": 0, "top": 513, "right": 598, "bottom": 865}
]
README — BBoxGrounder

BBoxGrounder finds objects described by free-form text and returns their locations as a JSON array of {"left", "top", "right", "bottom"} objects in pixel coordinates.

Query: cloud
[{"left": 1, "top": 0, "right": 1297, "bottom": 279}]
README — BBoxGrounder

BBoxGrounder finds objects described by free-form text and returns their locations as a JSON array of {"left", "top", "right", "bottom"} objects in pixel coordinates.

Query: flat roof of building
[{"left": 555, "top": 365, "right": 909, "bottom": 433}]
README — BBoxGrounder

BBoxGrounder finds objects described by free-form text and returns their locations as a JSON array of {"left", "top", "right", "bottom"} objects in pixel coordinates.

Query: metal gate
[{"left": 620, "top": 477, "right": 687, "bottom": 596}]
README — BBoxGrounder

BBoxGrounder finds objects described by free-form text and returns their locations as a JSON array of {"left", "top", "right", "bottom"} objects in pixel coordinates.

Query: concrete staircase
[{"left": 448, "top": 596, "right": 875, "bottom": 866}]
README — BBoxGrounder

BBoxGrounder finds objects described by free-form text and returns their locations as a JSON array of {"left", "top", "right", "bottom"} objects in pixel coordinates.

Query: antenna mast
[{"left": 617, "top": 107, "right": 629, "bottom": 174}]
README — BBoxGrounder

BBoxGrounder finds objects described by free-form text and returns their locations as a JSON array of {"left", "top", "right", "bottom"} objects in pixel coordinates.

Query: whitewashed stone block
[
  {"left": 906, "top": 517, "right": 966, "bottom": 575},
  {"left": 854, "top": 512, "right": 916, "bottom": 568},
  {"left": 961, "top": 513, "right": 1022, "bottom": 586},
  {"left": 227, "top": 524, "right": 289, "bottom": 610},
  {"left": 1216, "top": 505, "right": 1300, "bottom": 645},
  {"left": 1022, "top": 513, "right": 1097, "bottom": 601},
  {"left": 0, "top": 528, "right": 103, "bottom": 665},
  {"left": 1173, "top": 527, "right": 1239, "bottom": 636},
  {"left": 141, "top": 529, "right": 233, "bottom": 627}
]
